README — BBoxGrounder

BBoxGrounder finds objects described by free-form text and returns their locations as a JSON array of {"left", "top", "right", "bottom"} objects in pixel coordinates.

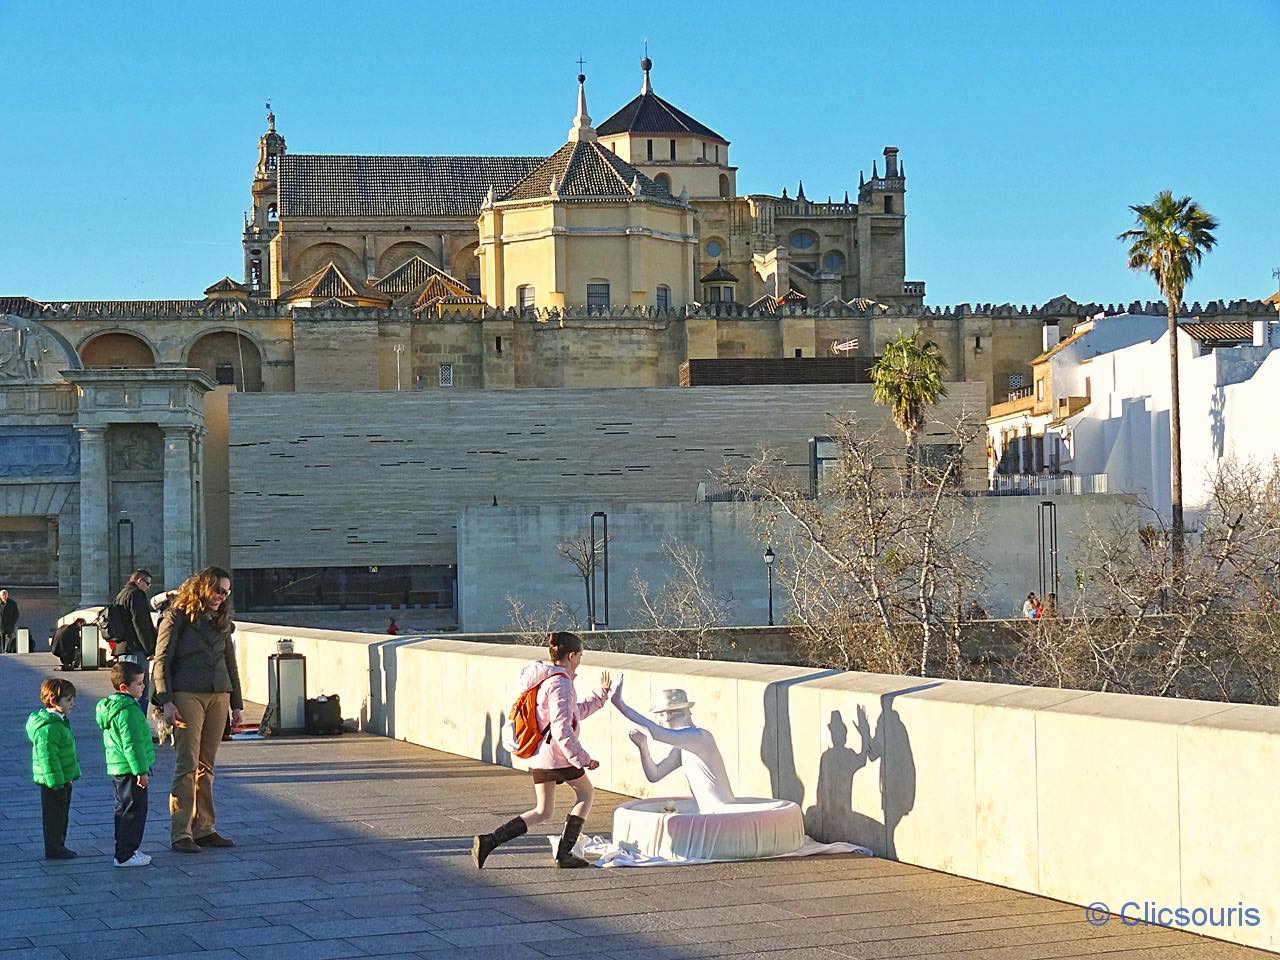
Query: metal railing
[{"left": 988, "top": 473, "right": 1109, "bottom": 496}]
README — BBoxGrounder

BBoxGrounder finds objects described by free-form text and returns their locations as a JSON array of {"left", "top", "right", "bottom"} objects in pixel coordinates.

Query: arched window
[
  {"left": 822, "top": 251, "right": 846, "bottom": 273},
  {"left": 654, "top": 173, "right": 672, "bottom": 194},
  {"left": 267, "top": 203, "right": 278, "bottom": 222},
  {"left": 517, "top": 285, "right": 535, "bottom": 314},
  {"left": 718, "top": 174, "right": 731, "bottom": 198},
  {"left": 656, "top": 285, "right": 671, "bottom": 311}
]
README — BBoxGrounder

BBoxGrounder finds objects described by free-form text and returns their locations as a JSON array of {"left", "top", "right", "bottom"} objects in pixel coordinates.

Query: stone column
[
  {"left": 77, "top": 426, "right": 110, "bottom": 605},
  {"left": 162, "top": 425, "right": 197, "bottom": 586}
]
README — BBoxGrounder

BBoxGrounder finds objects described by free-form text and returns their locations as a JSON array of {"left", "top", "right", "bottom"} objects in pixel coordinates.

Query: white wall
[
  {"left": 1073, "top": 331, "right": 1280, "bottom": 519},
  {"left": 232, "top": 621, "right": 1280, "bottom": 953}
]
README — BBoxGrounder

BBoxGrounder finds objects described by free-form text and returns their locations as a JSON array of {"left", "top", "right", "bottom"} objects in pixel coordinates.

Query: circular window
[
  {"left": 706, "top": 239, "right": 723, "bottom": 258},
  {"left": 789, "top": 231, "right": 816, "bottom": 250}
]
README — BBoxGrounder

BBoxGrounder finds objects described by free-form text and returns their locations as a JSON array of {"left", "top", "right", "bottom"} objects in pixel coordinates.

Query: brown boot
[
  {"left": 472, "top": 816, "right": 527, "bottom": 869},
  {"left": 554, "top": 814, "right": 590, "bottom": 868}
]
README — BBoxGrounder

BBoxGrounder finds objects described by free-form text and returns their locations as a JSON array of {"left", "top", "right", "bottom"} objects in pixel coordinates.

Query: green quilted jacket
[
  {"left": 95, "top": 694, "right": 156, "bottom": 776},
  {"left": 26, "top": 709, "right": 81, "bottom": 788}
]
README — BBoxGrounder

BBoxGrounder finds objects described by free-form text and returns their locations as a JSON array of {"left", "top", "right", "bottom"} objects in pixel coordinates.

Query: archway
[
  {"left": 719, "top": 173, "right": 731, "bottom": 198},
  {"left": 450, "top": 242, "right": 481, "bottom": 295},
  {"left": 377, "top": 241, "right": 438, "bottom": 277},
  {"left": 80, "top": 332, "right": 156, "bottom": 368},
  {"left": 186, "top": 331, "right": 264, "bottom": 392},
  {"left": 290, "top": 242, "right": 364, "bottom": 283}
]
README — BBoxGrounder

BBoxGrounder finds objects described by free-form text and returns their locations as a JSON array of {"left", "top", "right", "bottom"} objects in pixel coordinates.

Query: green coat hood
[
  {"left": 96, "top": 694, "right": 155, "bottom": 776},
  {"left": 27, "top": 708, "right": 80, "bottom": 788}
]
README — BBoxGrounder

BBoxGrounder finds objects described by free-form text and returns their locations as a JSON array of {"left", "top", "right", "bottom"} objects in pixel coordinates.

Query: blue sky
[{"left": 1, "top": 0, "right": 1276, "bottom": 306}]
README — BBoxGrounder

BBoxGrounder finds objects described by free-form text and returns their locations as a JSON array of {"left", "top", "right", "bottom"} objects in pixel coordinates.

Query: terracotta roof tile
[{"left": 500, "top": 140, "right": 681, "bottom": 205}]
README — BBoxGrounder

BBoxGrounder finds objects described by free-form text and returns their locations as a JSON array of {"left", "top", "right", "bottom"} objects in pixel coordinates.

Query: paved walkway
[{"left": 0, "top": 653, "right": 1269, "bottom": 960}]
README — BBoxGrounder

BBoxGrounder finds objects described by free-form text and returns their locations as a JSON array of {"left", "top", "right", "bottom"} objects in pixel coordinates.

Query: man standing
[
  {"left": 112, "top": 571, "right": 157, "bottom": 710},
  {"left": 0, "top": 589, "right": 18, "bottom": 653}
]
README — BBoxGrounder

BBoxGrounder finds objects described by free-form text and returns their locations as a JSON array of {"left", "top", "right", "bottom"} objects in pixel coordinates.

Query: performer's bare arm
[{"left": 629, "top": 729, "right": 683, "bottom": 782}]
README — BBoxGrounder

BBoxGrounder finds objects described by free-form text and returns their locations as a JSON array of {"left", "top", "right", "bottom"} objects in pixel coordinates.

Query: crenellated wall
[{"left": 229, "top": 623, "right": 1280, "bottom": 954}]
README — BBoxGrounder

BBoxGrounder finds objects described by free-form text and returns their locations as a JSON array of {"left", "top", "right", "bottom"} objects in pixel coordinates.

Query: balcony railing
[{"left": 988, "top": 473, "right": 1109, "bottom": 496}]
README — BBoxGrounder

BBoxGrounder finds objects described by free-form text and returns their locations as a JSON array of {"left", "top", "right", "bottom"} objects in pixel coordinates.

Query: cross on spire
[{"left": 576, "top": 55, "right": 586, "bottom": 75}]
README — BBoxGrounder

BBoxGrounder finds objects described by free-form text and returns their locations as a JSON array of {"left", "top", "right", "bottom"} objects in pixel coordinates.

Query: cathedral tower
[
  {"left": 243, "top": 106, "right": 286, "bottom": 294},
  {"left": 856, "top": 146, "right": 908, "bottom": 305}
]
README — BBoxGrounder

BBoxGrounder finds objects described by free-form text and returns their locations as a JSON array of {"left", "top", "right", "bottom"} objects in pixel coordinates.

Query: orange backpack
[{"left": 503, "top": 675, "right": 558, "bottom": 760}]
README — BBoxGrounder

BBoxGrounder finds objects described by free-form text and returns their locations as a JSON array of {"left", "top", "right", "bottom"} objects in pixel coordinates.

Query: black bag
[
  {"left": 95, "top": 602, "right": 131, "bottom": 642},
  {"left": 305, "top": 695, "right": 343, "bottom": 736}
]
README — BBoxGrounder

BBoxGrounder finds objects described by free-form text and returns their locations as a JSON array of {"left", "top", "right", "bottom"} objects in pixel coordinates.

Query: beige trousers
[{"left": 169, "top": 691, "right": 229, "bottom": 844}]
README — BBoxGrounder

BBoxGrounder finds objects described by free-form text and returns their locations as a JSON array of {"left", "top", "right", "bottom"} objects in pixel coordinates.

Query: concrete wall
[
  {"left": 231, "top": 622, "right": 1280, "bottom": 953},
  {"left": 228, "top": 382, "right": 986, "bottom": 571},
  {"left": 457, "top": 494, "right": 1136, "bottom": 632}
]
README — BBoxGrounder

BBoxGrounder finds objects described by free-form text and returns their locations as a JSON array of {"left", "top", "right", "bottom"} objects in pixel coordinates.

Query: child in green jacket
[
  {"left": 96, "top": 661, "right": 156, "bottom": 867},
  {"left": 26, "top": 677, "right": 81, "bottom": 860}
]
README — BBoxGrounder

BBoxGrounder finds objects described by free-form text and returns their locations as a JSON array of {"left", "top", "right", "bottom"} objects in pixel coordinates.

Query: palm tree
[
  {"left": 1119, "top": 191, "right": 1218, "bottom": 568},
  {"left": 871, "top": 331, "right": 948, "bottom": 483}
]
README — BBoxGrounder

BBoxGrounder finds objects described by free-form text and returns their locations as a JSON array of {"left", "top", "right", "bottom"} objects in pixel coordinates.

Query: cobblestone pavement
[{"left": 0, "top": 653, "right": 1269, "bottom": 960}]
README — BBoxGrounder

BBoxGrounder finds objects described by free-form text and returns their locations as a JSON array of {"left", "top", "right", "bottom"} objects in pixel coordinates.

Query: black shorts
[{"left": 531, "top": 766, "right": 585, "bottom": 785}]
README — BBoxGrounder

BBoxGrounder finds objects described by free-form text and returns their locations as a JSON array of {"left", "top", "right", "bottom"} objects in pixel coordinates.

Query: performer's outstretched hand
[
  {"left": 610, "top": 673, "right": 625, "bottom": 705},
  {"left": 628, "top": 728, "right": 647, "bottom": 746}
]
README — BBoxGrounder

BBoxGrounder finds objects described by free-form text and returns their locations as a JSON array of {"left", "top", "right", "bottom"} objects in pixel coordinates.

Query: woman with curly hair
[{"left": 152, "top": 566, "right": 243, "bottom": 853}]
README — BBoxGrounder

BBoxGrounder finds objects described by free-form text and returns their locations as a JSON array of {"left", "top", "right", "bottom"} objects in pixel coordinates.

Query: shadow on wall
[
  {"left": 480, "top": 711, "right": 512, "bottom": 767},
  {"left": 766, "top": 679, "right": 935, "bottom": 859},
  {"left": 366, "top": 636, "right": 427, "bottom": 739}
]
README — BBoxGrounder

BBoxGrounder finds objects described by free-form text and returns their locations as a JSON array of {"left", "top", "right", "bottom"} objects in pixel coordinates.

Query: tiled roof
[
  {"left": 372, "top": 256, "right": 466, "bottom": 296},
  {"left": 283, "top": 262, "right": 387, "bottom": 303},
  {"left": 500, "top": 140, "right": 682, "bottom": 205},
  {"left": 412, "top": 274, "right": 473, "bottom": 309},
  {"left": 777, "top": 288, "right": 809, "bottom": 305},
  {"left": 598, "top": 91, "right": 725, "bottom": 142},
  {"left": 1181, "top": 321, "right": 1253, "bottom": 342},
  {"left": 278, "top": 154, "right": 544, "bottom": 218},
  {"left": 699, "top": 262, "right": 738, "bottom": 283},
  {"left": 203, "top": 277, "right": 248, "bottom": 295},
  {"left": 0, "top": 296, "right": 45, "bottom": 315},
  {"left": 748, "top": 294, "right": 779, "bottom": 314}
]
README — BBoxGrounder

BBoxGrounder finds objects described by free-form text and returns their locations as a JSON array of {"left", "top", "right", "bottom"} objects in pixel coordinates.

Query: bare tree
[
  {"left": 556, "top": 532, "right": 613, "bottom": 625},
  {"left": 505, "top": 596, "right": 581, "bottom": 642},
  {"left": 630, "top": 539, "right": 732, "bottom": 660},
  {"left": 729, "top": 413, "right": 987, "bottom": 676}
]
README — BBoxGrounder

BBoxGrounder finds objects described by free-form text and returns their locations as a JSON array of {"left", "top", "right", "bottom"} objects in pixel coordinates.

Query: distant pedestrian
[
  {"left": 1022, "top": 593, "right": 1038, "bottom": 620},
  {"left": 51, "top": 618, "right": 86, "bottom": 671},
  {"left": 96, "top": 661, "right": 156, "bottom": 867},
  {"left": 387, "top": 617, "right": 399, "bottom": 635},
  {"left": 1, "top": 588, "right": 19, "bottom": 653},
  {"left": 111, "top": 570, "right": 157, "bottom": 711},
  {"left": 26, "top": 677, "right": 81, "bottom": 859}
]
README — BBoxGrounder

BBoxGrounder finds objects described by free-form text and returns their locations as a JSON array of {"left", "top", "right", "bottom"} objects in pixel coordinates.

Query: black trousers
[
  {"left": 40, "top": 784, "right": 71, "bottom": 855},
  {"left": 112, "top": 774, "right": 148, "bottom": 862}
]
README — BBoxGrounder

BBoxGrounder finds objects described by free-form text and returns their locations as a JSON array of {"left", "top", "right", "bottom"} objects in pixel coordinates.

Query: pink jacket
[{"left": 518, "top": 660, "right": 607, "bottom": 770}]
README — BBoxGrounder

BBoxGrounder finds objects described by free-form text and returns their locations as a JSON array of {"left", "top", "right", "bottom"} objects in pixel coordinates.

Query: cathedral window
[
  {"left": 654, "top": 173, "right": 672, "bottom": 193},
  {"left": 656, "top": 285, "right": 670, "bottom": 311},
  {"left": 215, "top": 364, "right": 236, "bottom": 386},
  {"left": 714, "top": 144, "right": 720, "bottom": 163},
  {"left": 647, "top": 139, "right": 654, "bottom": 161},
  {"left": 586, "top": 282, "right": 611, "bottom": 311},
  {"left": 705, "top": 239, "right": 723, "bottom": 258},
  {"left": 266, "top": 154, "right": 277, "bottom": 171},
  {"left": 884, "top": 196, "right": 895, "bottom": 214},
  {"left": 466, "top": 275, "right": 481, "bottom": 295},
  {"left": 495, "top": 336, "right": 503, "bottom": 355},
  {"left": 439, "top": 363, "right": 454, "bottom": 388},
  {"left": 822, "top": 251, "right": 845, "bottom": 272},
  {"left": 719, "top": 174, "right": 730, "bottom": 198},
  {"left": 250, "top": 260, "right": 262, "bottom": 289},
  {"left": 789, "top": 230, "right": 817, "bottom": 250},
  {"left": 669, "top": 139, "right": 676, "bottom": 160},
  {"left": 722, "top": 286, "right": 735, "bottom": 304},
  {"left": 267, "top": 204, "right": 278, "bottom": 222},
  {"left": 517, "top": 285, "right": 535, "bottom": 315}
]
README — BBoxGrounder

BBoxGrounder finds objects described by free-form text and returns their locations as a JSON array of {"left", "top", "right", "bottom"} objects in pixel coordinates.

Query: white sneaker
[{"left": 114, "top": 851, "right": 152, "bottom": 868}]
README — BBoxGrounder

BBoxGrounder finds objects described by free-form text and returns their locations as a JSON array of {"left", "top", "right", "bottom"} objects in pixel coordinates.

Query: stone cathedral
[{"left": 2, "top": 60, "right": 1273, "bottom": 612}]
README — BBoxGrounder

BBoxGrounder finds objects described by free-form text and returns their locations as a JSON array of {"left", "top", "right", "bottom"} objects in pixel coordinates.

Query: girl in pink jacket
[{"left": 473, "top": 631, "right": 611, "bottom": 869}]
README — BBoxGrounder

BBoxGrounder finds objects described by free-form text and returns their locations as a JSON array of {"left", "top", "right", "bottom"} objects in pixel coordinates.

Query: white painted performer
[{"left": 609, "top": 676, "right": 735, "bottom": 810}]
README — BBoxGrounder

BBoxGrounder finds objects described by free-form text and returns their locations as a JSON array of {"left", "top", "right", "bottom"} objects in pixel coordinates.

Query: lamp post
[
  {"left": 763, "top": 546, "right": 775, "bottom": 626},
  {"left": 590, "top": 511, "right": 609, "bottom": 629}
]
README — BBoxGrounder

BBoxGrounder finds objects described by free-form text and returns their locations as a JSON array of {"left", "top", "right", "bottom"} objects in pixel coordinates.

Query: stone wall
[
  {"left": 227, "top": 382, "right": 987, "bottom": 571},
  {"left": 456, "top": 494, "right": 1135, "bottom": 632},
  {"left": 229, "top": 623, "right": 1280, "bottom": 954}
]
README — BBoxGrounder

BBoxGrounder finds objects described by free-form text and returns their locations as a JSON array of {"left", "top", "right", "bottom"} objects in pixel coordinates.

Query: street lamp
[{"left": 763, "top": 546, "right": 776, "bottom": 626}]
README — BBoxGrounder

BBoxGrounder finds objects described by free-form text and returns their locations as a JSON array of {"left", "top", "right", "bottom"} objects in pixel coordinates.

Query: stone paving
[{"left": 0, "top": 652, "right": 1270, "bottom": 960}]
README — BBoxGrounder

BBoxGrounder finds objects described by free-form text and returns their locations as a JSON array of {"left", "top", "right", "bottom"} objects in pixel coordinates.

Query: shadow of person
[
  {"left": 868, "top": 684, "right": 935, "bottom": 860},
  {"left": 806, "top": 707, "right": 884, "bottom": 848},
  {"left": 495, "top": 709, "right": 511, "bottom": 768},
  {"left": 481, "top": 714, "right": 494, "bottom": 764}
]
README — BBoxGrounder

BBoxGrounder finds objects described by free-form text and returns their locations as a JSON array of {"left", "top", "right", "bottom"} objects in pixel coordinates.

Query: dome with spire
[
  {"left": 500, "top": 74, "right": 684, "bottom": 205},
  {"left": 597, "top": 56, "right": 726, "bottom": 143}
]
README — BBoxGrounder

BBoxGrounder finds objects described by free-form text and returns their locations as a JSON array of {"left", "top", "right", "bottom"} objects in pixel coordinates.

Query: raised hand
[
  {"left": 600, "top": 671, "right": 612, "bottom": 698},
  {"left": 610, "top": 673, "right": 625, "bottom": 704},
  {"left": 628, "top": 728, "right": 647, "bottom": 746}
]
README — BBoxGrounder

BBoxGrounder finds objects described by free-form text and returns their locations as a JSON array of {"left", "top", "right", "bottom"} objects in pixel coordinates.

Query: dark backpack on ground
[{"left": 305, "top": 695, "right": 343, "bottom": 736}]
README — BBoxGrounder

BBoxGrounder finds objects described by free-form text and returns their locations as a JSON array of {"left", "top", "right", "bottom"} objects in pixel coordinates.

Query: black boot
[
  {"left": 555, "top": 814, "right": 590, "bottom": 868},
  {"left": 472, "top": 816, "right": 527, "bottom": 869}
]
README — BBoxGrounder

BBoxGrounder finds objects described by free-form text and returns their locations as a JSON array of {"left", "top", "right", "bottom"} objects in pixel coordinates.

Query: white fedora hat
[{"left": 651, "top": 688, "right": 695, "bottom": 713}]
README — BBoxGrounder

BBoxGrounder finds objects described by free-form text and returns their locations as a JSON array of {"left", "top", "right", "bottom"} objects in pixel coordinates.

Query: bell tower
[{"left": 243, "top": 104, "right": 286, "bottom": 294}]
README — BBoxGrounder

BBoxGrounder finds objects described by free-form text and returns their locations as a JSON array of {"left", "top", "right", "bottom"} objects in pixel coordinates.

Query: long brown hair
[{"left": 173, "top": 566, "right": 234, "bottom": 632}]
